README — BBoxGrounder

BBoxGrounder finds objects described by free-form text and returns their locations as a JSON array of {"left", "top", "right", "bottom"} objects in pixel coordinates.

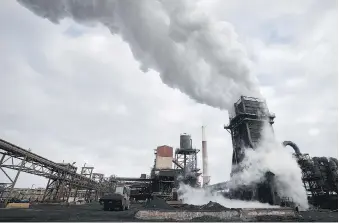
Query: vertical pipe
[{"left": 202, "top": 126, "right": 210, "bottom": 187}]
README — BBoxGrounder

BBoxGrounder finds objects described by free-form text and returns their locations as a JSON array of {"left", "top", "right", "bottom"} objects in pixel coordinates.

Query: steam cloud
[
  {"left": 17, "top": 0, "right": 308, "bottom": 209},
  {"left": 228, "top": 123, "right": 309, "bottom": 210},
  {"left": 17, "top": 0, "right": 260, "bottom": 110},
  {"left": 178, "top": 124, "right": 308, "bottom": 210},
  {"left": 178, "top": 183, "right": 279, "bottom": 209}
]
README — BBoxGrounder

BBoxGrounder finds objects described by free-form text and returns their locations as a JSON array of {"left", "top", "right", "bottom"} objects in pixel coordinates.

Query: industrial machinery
[
  {"left": 224, "top": 96, "right": 279, "bottom": 205},
  {"left": 0, "top": 139, "right": 109, "bottom": 204},
  {"left": 289, "top": 150, "right": 338, "bottom": 210},
  {"left": 147, "top": 134, "right": 201, "bottom": 201},
  {"left": 222, "top": 96, "right": 338, "bottom": 209},
  {"left": 108, "top": 135, "right": 202, "bottom": 203},
  {"left": 174, "top": 134, "right": 201, "bottom": 187}
]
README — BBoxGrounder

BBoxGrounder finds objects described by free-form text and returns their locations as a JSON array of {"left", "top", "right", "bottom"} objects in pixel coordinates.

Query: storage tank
[
  {"left": 155, "top": 145, "right": 173, "bottom": 169},
  {"left": 180, "top": 134, "right": 192, "bottom": 150}
]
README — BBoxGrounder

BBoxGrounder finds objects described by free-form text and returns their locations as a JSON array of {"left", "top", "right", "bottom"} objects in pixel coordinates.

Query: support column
[{"left": 1, "top": 154, "right": 27, "bottom": 206}]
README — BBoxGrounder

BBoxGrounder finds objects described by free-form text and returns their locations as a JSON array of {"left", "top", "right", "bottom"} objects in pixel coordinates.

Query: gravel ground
[
  {"left": 0, "top": 202, "right": 337, "bottom": 222},
  {"left": 144, "top": 197, "right": 174, "bottom": 210},
  {"left": 0, "top": 203, "right": 140, "bottom": 222}
]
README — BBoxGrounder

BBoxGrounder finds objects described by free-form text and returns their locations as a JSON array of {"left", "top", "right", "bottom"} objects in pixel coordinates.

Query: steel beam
[{"left": 0, "top": 138, "right": 110, "bottom": 201}]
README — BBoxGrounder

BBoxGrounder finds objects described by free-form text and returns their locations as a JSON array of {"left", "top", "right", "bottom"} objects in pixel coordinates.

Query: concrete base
[
  {"left": 6, "top": 203, "right": 30, "bottom": 209},
  {"left": 240, "top": 208, "right": 297, "bottom": 221},
  {"left": 135, "top": 208, "right": 297, "bottom": 221}
]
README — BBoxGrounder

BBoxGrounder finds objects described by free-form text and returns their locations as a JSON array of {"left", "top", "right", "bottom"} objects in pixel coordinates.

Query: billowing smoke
[
  {"left": 17, "top": 0, "right": 308, "bottom": 209},
  {"left": 17, "top": 0, "right": 260, "bottom": 110},
  {"left": 229, "top": 123, "right": 309, "bottom": 210},
  {"left": 178, "top": 183, "right": 279, "bottom": 208},
  {"left": 177, "top": 123, "right": 308, "bottom": 209}
]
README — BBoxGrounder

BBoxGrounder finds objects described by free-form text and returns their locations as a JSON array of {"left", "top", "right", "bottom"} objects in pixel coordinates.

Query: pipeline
[{"left": 282, "top": 141, "right": 301, "bottom": 155}]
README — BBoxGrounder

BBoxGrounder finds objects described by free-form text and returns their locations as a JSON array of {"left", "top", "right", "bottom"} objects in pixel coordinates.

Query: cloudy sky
[{"left": 0, "top": 0, "right": 337, "bottom": 188}]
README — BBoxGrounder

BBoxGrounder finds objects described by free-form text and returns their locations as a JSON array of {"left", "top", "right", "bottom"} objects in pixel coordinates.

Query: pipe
[{"left": 282, "top": 141, "right": 301, "bottom": 155}]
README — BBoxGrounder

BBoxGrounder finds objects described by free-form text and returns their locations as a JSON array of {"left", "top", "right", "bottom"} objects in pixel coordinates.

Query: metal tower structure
[
  {"left": 202, "top": 126, "right": 210, "bottom": 187},
  {"left": 73, "top": 165, "right": 94, "bottom": 202},
  {"left": 43, "top": 162, "right": 77, "bottom": 202},
  {"left": 174, "top": 134, "right": 200, "bottom": 187},
  {"left": 92, "top": 173, "right": 104, "bottom": 201},
  {"left": 224, "top": 96, "right": 277, "bottom": 204}
]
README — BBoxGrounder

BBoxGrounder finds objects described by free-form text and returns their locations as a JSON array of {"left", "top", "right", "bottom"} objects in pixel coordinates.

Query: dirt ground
[
  {"left": 0, "top": 203, "right": 140, "bottom": 222},
  {"left": 0, "top": 202, "right": 337, "bottom": 222}
]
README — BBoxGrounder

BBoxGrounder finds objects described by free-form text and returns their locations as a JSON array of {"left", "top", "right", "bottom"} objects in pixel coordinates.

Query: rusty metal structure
[
  {"left": 224, "top": 96, "right": 278, "bottom": 205},
  {"left": 0, "top": 138, "right": 109, "bottom": 204}
]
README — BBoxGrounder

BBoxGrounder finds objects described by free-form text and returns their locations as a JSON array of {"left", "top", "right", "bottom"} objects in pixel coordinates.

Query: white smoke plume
[
  {"left": 177, "top": 123, "right": 308, "bottom": 209},
  {"left": 228, "top": 122, "right": 309, "bottom": 210},
  {"left": 17, "top": 0, "right": 308, "bottom": 209},
  {"left": 17, "top": 0, "right": 260, "bottom": 110},
  {"left": 178, "top": 183, "right": 279, "bottom": 209}
]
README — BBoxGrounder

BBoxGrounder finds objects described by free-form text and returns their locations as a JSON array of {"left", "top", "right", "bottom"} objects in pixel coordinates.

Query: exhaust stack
[{"left": 202, "top": 126, "right": 210, "bottom": 187}]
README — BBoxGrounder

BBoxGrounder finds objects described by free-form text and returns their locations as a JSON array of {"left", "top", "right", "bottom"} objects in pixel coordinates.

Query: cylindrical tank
[
  {"left": 180, "top": 134, "right": 192, "bottom": 150},
  {"left": 155, "top": 145, "right": 173, "bottom": 169}
]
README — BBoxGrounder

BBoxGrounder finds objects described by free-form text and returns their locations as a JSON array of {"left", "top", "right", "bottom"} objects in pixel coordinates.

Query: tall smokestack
[{"left": 202, "top": 126, "right": 210, "bottom": 187}]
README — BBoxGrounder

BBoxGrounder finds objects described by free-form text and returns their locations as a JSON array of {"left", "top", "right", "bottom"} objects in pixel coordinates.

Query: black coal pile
[
  {"left": 176, "top": 201, "right": 230, "bottom": 211},
  {"left": 201, "top": 201, "right": 229, "bottom": 211},
  {"left": 144, "top": 197, "right": 174, "bottom": 210}
]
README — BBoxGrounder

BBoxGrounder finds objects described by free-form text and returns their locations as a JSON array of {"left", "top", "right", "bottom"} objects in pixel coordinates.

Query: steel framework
[
  {"left": 92, "top": 173, "right": 104, "bottom": 200},
  {"left": 224, "top": 96, "right": 277, "bottom": 205},
  {"left": 174, "top": 134, "right": 201, "bottom": 187},
  {"left": 0, "top": 138, "right": 108, "bottom": 203},
  {"left": 72, "top": 165, "right": 94, "bottom": 202},
  {"left": 296, "top": 154, "right": 338, "bottom": 209},
  {"left": 225, "top": 96, "right": 275, "bottom": 167}
]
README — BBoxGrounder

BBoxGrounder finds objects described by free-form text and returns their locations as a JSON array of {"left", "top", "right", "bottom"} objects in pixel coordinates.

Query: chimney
[{"left": 202, "top": 126, "right": 210, "bottom": 187}]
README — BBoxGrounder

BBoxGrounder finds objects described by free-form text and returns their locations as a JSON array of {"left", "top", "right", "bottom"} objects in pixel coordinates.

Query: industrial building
[
  {"left": 224, "top": 96, "right": 278, "bottom": 205},
  {"left": 0, "top": 95, "right": 337, "bottom": 210},
  {"left": 129, "top": 134, "right": 202, "bottom": 201},
  {"left": 223, "top": 96, "right": 338, "bottom": 209},
  {"left": 295, "top": 153, "right": 338, "bottom": 209}
]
